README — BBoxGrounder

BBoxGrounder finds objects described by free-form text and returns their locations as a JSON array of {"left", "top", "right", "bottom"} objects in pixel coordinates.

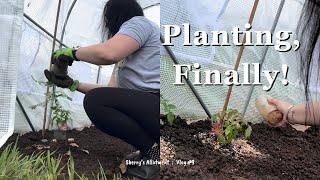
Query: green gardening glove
[
  {"left": 52, "top": 48, "right": 79, "bottom": 66},
  {"left": 44, "top": 70, "right": 79, "bottom": 92}
]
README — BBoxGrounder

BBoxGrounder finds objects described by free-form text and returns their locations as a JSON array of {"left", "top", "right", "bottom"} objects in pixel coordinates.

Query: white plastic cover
[
  {"left": 0, "top": 0, "right": 24, "bottom": 147},
  {"left": 161, "top": 0, "right": 307, "bottom": 122},
  {"left": 15, "top": 0, "right": 160, "bottom": 132}
]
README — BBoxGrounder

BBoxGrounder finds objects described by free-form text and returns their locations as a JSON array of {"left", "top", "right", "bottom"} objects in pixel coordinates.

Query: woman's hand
[
  {"left": 44, "top": 70, "right": 79, "bottom": 92},
  {"left": 52, "top": 48, "right": 79, "bottom": 66},
  {"left": 267, "top": 98, "right": 293, "bottom": 127}
]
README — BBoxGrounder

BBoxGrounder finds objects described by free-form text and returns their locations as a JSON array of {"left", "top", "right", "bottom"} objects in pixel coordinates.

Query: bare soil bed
[
  {"left": 1, "top": 127, "right": 137, "bottom": 179},
  {"left": 160, "top": 118, "right": 320, "bottom": 179}
]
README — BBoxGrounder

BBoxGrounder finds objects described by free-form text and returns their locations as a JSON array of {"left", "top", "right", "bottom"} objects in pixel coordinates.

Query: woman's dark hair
[
  {"left": 102, "top": 0, "right": 144, "bottom": 38},
  {"left": 297, "top": 0, "right": 320, "bottom": 123}
]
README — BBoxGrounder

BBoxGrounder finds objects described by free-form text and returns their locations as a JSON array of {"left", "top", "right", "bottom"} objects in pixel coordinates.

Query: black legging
[{"left": 83, "top": 87, "right": 159, "bottom": 154}]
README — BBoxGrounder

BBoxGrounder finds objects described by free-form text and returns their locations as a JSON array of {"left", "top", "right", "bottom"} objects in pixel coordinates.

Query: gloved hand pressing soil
[{"left": 44, "top": 70, "right": 79, "bottom": 92}]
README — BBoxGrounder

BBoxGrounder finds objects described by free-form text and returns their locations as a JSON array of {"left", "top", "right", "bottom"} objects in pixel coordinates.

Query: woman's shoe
[
  {"left": 124, "top": 143, "right": 160, "bottom": 179},
  {"left": 125, "top": 159, "right": 159, "bottom": 180}
]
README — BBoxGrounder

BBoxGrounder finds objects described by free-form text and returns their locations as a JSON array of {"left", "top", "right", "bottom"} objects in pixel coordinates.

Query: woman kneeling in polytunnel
[{"left": 44, "top": 0, "right": 160, "bottom": 179}]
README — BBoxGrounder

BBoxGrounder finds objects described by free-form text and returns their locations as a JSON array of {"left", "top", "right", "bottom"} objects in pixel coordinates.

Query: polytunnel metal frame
[
  {"left": 161, "top": 0, "right": 287, "bottom": 119},
  {"left": 160, "top": 34, "right": 212, "bottom": 118},
  {"left": 17, "top": 0, "right": 160, "bottom": 132},
  {"left": 242, "top": 0, "right": 286, "bottom": 115}
]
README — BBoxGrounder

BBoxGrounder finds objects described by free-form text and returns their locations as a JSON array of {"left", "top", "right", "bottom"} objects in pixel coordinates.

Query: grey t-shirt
[{"left": 116, "top": 16, "right": 160, "bottom": 93}]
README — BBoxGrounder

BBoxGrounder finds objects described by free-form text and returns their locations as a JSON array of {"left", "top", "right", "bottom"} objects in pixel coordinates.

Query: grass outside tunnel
[{"left": 0, "top": 142, "right": 119, "bottom": 180}]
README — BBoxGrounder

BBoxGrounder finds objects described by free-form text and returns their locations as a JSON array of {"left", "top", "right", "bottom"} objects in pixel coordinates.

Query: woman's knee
[
  {"left": 83, "top": 89, "right": 100, "bottom": 117},
  {"left": 83, "top": 88, "right": 115, "bottom": 120}
]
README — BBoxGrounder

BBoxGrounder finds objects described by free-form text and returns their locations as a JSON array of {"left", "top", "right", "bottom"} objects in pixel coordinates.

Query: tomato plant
[
  {"left": 211, "top": 109, "right": 252, "bottom": 145},
  {"left": 31, "top": 77, "right": 72, "bottom": 128},
  {"left": 160, "top": 95, "right": 176, "bottom": 126}
]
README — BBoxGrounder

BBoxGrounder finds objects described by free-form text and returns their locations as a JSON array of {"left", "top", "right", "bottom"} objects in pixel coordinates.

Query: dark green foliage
[
  {"left": 212, "top": 109, "right": 252, "bottom": 145},
  {"left": 160, "top": 95, "right": 176, "bottom": 126}
]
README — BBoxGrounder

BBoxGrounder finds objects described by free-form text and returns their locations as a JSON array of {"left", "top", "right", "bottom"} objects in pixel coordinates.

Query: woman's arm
[
  {"left": 77, "top": 83, "right": 107, "bottom": 94},
  {"left": 268, "top": 98, "right": 320, "bottom": 126},
  {"left": 77, "top": 69, "right": 117, "bottom": 94},
  {"left": 75, "top": 34, "right": 140, "bottom": 65},
  {"left": 287, "top": 102, "right": 320, "bottom": 126}
]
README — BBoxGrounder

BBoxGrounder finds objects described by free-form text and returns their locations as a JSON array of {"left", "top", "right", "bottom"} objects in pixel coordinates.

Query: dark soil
[
  {"left": 1, "top": 127, "right": 136, "bottom": 179},
  {"left": 160, "top": 118, "right": 320, "bottom": 180}
]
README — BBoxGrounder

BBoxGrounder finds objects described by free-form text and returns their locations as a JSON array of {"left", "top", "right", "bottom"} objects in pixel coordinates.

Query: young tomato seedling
[
  {"left": 160, "top": 95, "right": 176, "bottom": 126},
  {"left": 31, "top": 77, "right": 73, "bottom": 129},
  {"left": 211, "top": 109, "right": 252, "bottom": 145}
]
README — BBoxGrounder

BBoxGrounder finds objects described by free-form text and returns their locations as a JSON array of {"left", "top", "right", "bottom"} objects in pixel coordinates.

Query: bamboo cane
[
  {"left": 221, "top": 0, "right": 260, "bottom": 123},
  {"left": 42, "top": 0, "right": 63, "bottom": 138}
]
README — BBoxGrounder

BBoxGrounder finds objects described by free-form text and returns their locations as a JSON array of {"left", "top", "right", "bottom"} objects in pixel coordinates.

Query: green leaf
[
  {"left": 235, "top": 122, "right": 241, "bottom": 130},
  {"left": 167, "top": 113, "right": 175, "bottom": 125},
  {"left": 160, "top": 95, "right": 177, "bottom": 126},
  {"left": 160, "top": 119, "right": 164, "bottom": 126},
  {"left": 225, "top": 126, "right": 232, "bottom": 136},
  {"left": 232, "top": 128, "right": 239, "bottom": 139},
  {"left": 217, "top": 135, "right": 227, "bottom": 145},
  {"left": 245, "top": 126, "right": 252, "bottom": 139},
  {"left": 211, "top": 114, "right": 217, "bottom": 122},
  {"left": 168, "top": 104, "right": 176, "bottom": 110},
  {"left": 228, "top": 109, "right": 237, "bottom": 116}
]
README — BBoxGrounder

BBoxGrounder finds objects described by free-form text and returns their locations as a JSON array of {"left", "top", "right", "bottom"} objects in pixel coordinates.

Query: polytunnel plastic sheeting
[
  {"left": 15, "top": 0, "right": 160, "bottom": 132},
  {"left": 0, "top": 0, "right": 24, "bottom": 148},
  {"left": 161, "top": 0, "right": 309, "bottom": 122}
]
